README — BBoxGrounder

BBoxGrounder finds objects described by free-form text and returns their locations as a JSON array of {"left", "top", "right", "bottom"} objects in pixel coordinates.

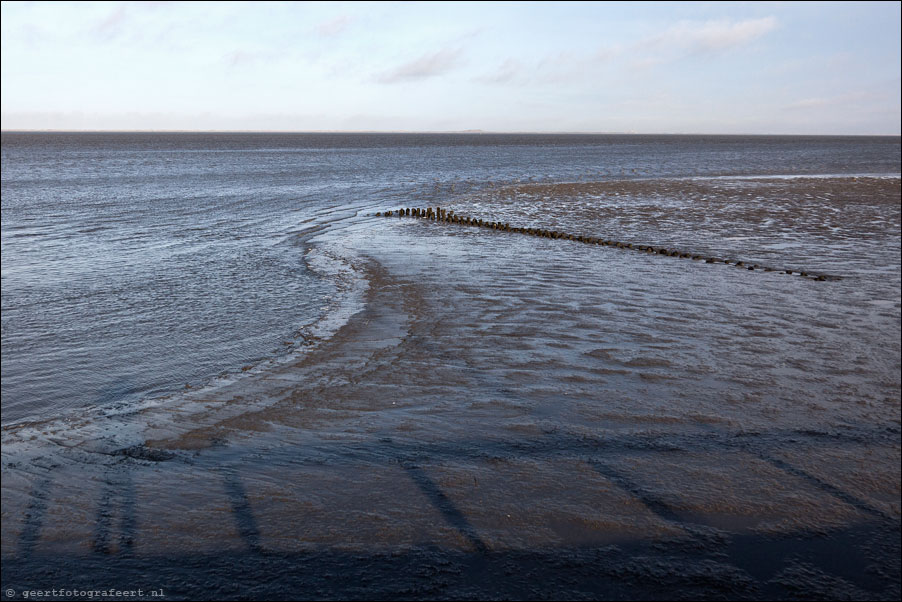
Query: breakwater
[{"left": 377, "top": 207, "right": 835, "bottom": 281}]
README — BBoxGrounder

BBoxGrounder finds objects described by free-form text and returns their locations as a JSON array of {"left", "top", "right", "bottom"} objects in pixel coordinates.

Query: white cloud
[
  {"left": 378, "top": 48, "right": 463, "bottom": 84},
  {"left": 783, "top": 90, "right": 885, "bottom": 112},
  {"left": 224, "top": 49, "right": 267, "bottom": 68},
  {"left": 475, "top": 58, "right": 524, "bottom": 84},
  {"left": 316, "top": 15, "right": 354, "bottom": 37},
  {"left": 93, "top": 4, "right": 130, "bottom": 40},
  {"left": 784, "top": 97, "right": 830, "bottom": 111},
  {"left": 477, "top": 17, "right": 777, "bottom": 87},
  {"left": 645, "top": 17, "right": 778, "bottom": 54}
]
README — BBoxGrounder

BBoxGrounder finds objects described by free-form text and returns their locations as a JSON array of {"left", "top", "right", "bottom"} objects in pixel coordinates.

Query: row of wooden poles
[{"left": 375, "top": 207, "right": 831, "bottom": 281}]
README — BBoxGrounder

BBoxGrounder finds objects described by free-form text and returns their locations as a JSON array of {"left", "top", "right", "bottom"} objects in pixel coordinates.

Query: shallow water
[{"left": 1, "top": 134, "right": 900, "bottom": 599}]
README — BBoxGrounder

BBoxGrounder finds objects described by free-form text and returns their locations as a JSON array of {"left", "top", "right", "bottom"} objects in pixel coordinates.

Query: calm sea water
[{"left": 1, "top": 133, "right": 899, "bottom": 425}]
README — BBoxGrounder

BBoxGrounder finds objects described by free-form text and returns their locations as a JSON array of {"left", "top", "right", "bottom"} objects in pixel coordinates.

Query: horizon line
[{"left": 2, "top": 129, "right": 900, "bottom": 137}]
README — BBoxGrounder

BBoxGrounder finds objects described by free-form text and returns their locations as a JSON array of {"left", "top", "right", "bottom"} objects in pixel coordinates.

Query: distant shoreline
[{"left": 2, "top": 129, "right": 900, "bottom": 138}]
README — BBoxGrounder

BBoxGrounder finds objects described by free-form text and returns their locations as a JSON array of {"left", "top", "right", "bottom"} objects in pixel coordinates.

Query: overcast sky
[{"left": 1, "top": 1, "right": 899, "bottom": 134}]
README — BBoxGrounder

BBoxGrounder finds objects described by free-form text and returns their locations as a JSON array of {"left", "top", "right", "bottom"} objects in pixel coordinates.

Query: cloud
[
  {"left": 620, "top": 17, "right": 778, "bottom": 69},
  {"left": 476, "top": 45, "right": 620, "bottom": 87},
  {"left": 645, "top": 17, "right": 778, "bottom": 54},
  {"left": 784, "top": 97, "right": 830, "bottom": 111},
  {"left": 378, "top": 48, "right": 463, "bottom": 84},
  {"left": 224, "top": 49, "right": 263, "bottom": 68},
  {"left": 316, "top": 15, "right": 354, "bottom": 37},
  {"left": 475, "top": 58, "right": 523, "bottom": 84},
  {"left": 94, "top": 4, "right": 130, "bottom": 39},
  {"left": 476, "top": 17, "right": 776, "bottom": 87},
  {"left": 91, "top": 1, "right": 172, "bottom": 42},
  {"left": 783, "top": 91, "right": 882, "bottom": 112}
]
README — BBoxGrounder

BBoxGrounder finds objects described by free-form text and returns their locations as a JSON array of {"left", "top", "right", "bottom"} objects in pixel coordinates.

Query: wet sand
[{"left": 2, "top": 176, "right": 900, "bottom": 600}]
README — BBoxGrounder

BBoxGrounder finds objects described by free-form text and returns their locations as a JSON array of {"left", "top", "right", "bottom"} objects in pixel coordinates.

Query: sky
[{"left": 1, "top": 1, "right": 900, "bottom": 134}]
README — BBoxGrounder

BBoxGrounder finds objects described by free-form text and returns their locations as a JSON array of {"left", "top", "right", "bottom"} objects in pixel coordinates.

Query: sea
[
  {"left": 1, "top": 133, "right": 900, "bottom": 599},
  {"left": 3, "top": 133, "right": 898, "bottom": 427}
]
